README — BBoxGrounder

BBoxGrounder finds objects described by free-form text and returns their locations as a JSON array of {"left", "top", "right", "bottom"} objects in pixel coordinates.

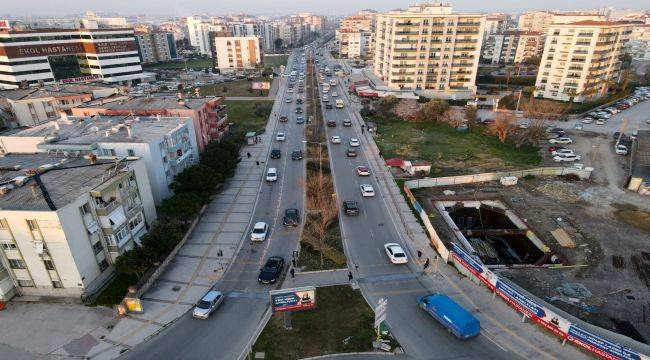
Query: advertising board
[
  {"left": 270, "top": 286, "right": 316, "bottom": 313},
  {"left": 251, "top": 82, "right": 271, "bottom": 90},
  {"left": 568, "top": 326, "right": 641, "bottom": 360}
]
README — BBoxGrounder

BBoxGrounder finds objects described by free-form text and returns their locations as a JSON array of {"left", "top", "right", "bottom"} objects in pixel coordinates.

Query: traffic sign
[{"left": 374, "top": 298, "right": 387, "bottom": 328}]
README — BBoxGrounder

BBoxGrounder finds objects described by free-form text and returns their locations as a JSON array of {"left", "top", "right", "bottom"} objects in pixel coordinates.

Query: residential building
[
  {"left": 0, "top": 114, "right": 198, "bottom": 204},
  {"left": 134, "top": 31, "right": 178, "bottom": 64},
  {"left": 70, "top": 95, "right": 228, "bottom": 151},
  {"left": 0, "top": 27, "right": 145, "bottom": 89},
  {"left": 337, "top": 13, "right": 375, "bottom": 59},
  {"left": 484, "top": 13, "right": 510, "bottom": 35},
  {"left": 534, "top": 20, "right": 632, "bottom": 102},
  {"left": 0, "top": 154, "right": 156, "bottom": 300},
  {"left": 518, "top": 11, "right": 604, "bottom": 34},
  {"left": 625, "top": 25, "right": 650, "bottom": 61},
  {"left": 210, "top": 33, "right": 262, "bottom": 72},
  {"left": 482, "top": 31, "right": 543, "bottom": 64},
  {"left": 261, "top": 22, "right": 280, "bottom": 51},
  {"left": 372, "top": 3, "right": 485, "bottom": 99},
  {"left": 0, "top": 84, "right": 119, "bottom": 127},
  {"left": 186, "top": 16, "right": 226, "bottom": 56}
]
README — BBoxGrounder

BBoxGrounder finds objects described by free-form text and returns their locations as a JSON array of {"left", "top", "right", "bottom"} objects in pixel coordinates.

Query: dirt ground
[{"left": 413, "top": 176, "right": 650, "bottom": 344}]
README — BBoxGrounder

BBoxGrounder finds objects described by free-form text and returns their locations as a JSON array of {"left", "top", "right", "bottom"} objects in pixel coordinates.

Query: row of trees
[{"left": 114, "top": 138, "right": 241, "bottom": 279}]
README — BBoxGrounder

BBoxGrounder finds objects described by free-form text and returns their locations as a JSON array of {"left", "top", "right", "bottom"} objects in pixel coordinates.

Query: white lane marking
[{"left": 482, "top": 331, "right": 509, "bottom": 352}]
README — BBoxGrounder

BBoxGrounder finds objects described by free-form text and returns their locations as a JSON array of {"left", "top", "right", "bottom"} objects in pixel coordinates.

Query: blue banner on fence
[
  {"left": 450, "top": 243, "right": 484, "bottom": 275},
  {"left": 568, "top": 325, "right": 641, "bottom": 360},
  {"left": 413, "top": 201, "right": 423, "bottom": 214},
  {"left": 495, "top": 280, "right": 546, "bottom": 318}
]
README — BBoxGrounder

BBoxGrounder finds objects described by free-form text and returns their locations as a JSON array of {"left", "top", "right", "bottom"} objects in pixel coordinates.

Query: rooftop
[
  {"left": 0, "top": 153, "right": 131, "bottom": 211},
  {"left": 631, "top": 130, "right": 650, "bottom": 180},
  {"left": 0, "top": 84, "right": 119, "bottom": 101},
  {"left": 76, "top": 95, "right": 222, "bottom": 110},
  {"left": 564, "top": 20, "right": 628, "bottom": 26}
]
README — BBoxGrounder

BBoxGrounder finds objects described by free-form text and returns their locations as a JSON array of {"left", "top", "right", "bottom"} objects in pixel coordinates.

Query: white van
[
  {"left": 336, "top": 99, "right": 344, "bottom": 108},
  {"left": 266, "top": 168, "right": 278, "bottom": 182}
]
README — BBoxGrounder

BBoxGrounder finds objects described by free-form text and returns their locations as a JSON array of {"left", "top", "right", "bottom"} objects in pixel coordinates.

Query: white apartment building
[
  {"left": 625, "top": 25, "right": 650, "bottom": 61},
  {"left": 372, "top": 3, "right": 485, "bottom": 99},
  {"left": 0, "top": 154, "right": 156, "bottom": 300},
  {"left": 485, "top": 13, "right": 510, "bottom": 35},
  {"left": 518, "top": 11, "right": 605, "bottom": 34},
  {"left": 534, "top": 20, "right": 632, "bottom": 102},
  {"left": 0, "top": 114, "right": 199, "bottom": 204},
  {"left": 211, "top": 34, "right": 262, "bottom": 72},
  {"left": 261, "top": 22, "right": 280, "bottom": 51},
  {"left": 187, "top": 16, "right": 226, "bottom": 56},
  {"left": 482, "top": 31, "right": 543, "bottom": 64},
  {"left": 337, "top": 13, "right": 375, "bottom": 59}
]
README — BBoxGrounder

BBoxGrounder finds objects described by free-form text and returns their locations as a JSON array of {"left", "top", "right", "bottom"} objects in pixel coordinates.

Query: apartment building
[
  {"left": 485, "top": 13, "right": 510, "bottom": 35},
  {"left": 625, "top": 25, "right": 650, "bottom": 61},
  {"left": 0, "top": 114, "right": 198, "bottom": 204},
  {"left": 482, "top": 31, "right": 543, "bottom": 64},
  {"left": 186, "top": 16, "right": 226, "bottom": 55},
  {"left": 534, "top": 21, "right": 632, "bottom": 102},
  {"left": 134, "top": 31, "right": 178, "bottom": 64},
  {"left": 337, "top": 13, "right": 375, "bottom": 59},
  {"left": 0, "top": 27, "right": 144, "bottom": 89},
  {"left": 70, "top": 95, "right": 228, "bottom": 151},
  {"left": 372, "top": 3, "right": 485, "bottom": 99},
  {"left": 210, "top": 33, "right": 262, "bottom": 72},
  {"left": 0, "top": 84, "right": 118, "bottom": 127},
  {"left": 0, "top": 154, "right": 156, "bottom": 300},
  {"left": 518, "top": 11, "right": 605, "bottom": 34}
]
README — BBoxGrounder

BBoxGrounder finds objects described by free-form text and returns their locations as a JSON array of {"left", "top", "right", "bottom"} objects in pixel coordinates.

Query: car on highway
[
  {"left": 287, "top": 88, "right": 294, "bottom": 93},
  {"left": 330, "top": 79, "right": 337, "bottom": 86},
  {"left": 343, "top": 200, "right": 359, "bottom": 216},
  {"left": 327, "top": 120, "right": 337, "bottom": 127},
  {"left": 331, "top": 135, "right": 342, "bottom": 144},
  {"left": 258, "top": 256, "right": 284, "bottom": 284},
  {"left": 192, "top": 290, "right": 225, "bottom": 319},
  {"left": 250, "top": 222, "right": 269, "bottom": 242},
  {"left": 296, "top": 98, "right": 303, "bottom": 104},
  {"left": 265, "top": 168, "right": 278, "bottom": 182},
  {"left": 275, "top": 132, "right": 286, "bottom": 141},
  {"left": 325, "top": 103, "right": 333, "bottom": 109},
  {"left": 291, "top": 150, "right": 304, "bottom": 160},
  {"left": 346, "top": 148, "right": 357, "bottom": 157},
  {"left": 270, "top": 149, "right": 281, "bottom": 159},
  {"left": 295, "top": 107, "right": 303, "bottom": 114},
  {"left": 553, "top": 153, "right": 582, "bottom": 162},
  {"left": 349, "top": 138, "right": 360, "bottom": 147},
  {"left": 356, "top": 166, "right": 370, "bottom": 176},
  {"left": 336, "top": 99, "right": 344, "bottom": 108},
  {"left": 384, "top": 243, "right": 408, "bottom": 264},
  {"left": 343, "top": 118, "right": 352, "bottom": 127},
  {"left": 322, "top": 95, "right": 329, "bottom": 102},
  {"left": 280, "top": 115, "right": 288, "bottom": 122},
  {"left": 283, "top": 208, "right": 300, "bottom": 227},
  {"left": 285, "top": 96, "right": 292, "bottom": 103},
  {"left": 360, "top": 184, "right": 375, "bottom": 197},
  {"left": 549, "top": 137, "right": 572, "bottom": 145},
  {"left": 296, "top": 116, "right": 305, "bottom": 124}
]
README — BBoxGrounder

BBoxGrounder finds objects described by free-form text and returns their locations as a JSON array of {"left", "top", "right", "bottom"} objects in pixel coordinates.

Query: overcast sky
[{"left": 3, "top": 0, "right": 648, "bottom": 17}]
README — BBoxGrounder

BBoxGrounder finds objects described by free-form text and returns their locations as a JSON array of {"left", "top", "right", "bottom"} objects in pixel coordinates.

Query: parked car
[
  {"left": 356, "top": 166, "right": 370, "bottom": 176},
  {"left": 291, "top": 150, "right": 304, "bottom": 160},
  {"left": 266, "top": 168, "right": 278, "bottom": 182},
  {"left": 384, "top": 243, "right": 408, "bottom": 264},
  {"left": 581, "top": 117, "right": 594, "bottom": 124},
  {"left": 519, "top": 121, "right": 530, "bottom": 129},
  {"left": 275, "top": 132, "right": 286, "bottom": 141},
  {"left": 270, "top": 149, "right": 281, "bottom": 159},
  {"left": 192, "top": 290, "right": 225, "bottom": 319},
  {"left": 331, "top": 135, "right": 342, "bottom": 144},
  {"left": 595, "top": 119, "right": 606, "bottom": 125},
  {"left": 360, "top": 184, "right": 375, "bottom": 197},
  {"left": 258, "top": 256, "right": 284, "bottom": 284},
  {"left": 553, "top": 154, "right": 581, "bottom": 162},
  {"left": 343, "top": 200, "right": 359, "bottom": 216},
  {"left": 349, "top": 138, "right": 360, "bottom": 147},
  {"left": 551, "top": 148, "right": 575, "bottom": 156},
  {"left": 251, "top": 222, "right": 269, "bottom": 241},
  {"left": 346, "top": 148, "right": 357, "bottom": 157},
  {"left": 549, "top": 137, "right": 572, "bottom": 145},
  {"left": 296, "top": 98, "right": 303, "bottom": 104},
  {"left": 283, "top": 208, "right": 300, "bottom": 226},
  {"left": 615, "top": 143, "right": 628, "bottom": 155}
]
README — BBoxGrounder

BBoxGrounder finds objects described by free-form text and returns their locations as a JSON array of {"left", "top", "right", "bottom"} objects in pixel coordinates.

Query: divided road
[{"left": 120, "top": 50, "right": 307, "bottom": 360}]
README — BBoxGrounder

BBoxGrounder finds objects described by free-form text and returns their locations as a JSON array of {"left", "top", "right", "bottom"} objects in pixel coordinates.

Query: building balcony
[
  {"left": 455, "top": 39, "right": 478, "bottom": 44},
  {"left": 451, "top": 63, "right": 473, "bottom": 67},
  {"left": 391, "top": 79, "right": 413, "bottom": 83},
  {"left": 392, "top": 64, "right": 416, "bottom": 68},
  {"left": 396, "top": 22, "right": 420, "bottom": 26},
  {"left": 455, "top": 47, "right": 476, "bottom": 51},
  {"left": 95, "top": 200, "right": 121, "bottom": 217},
  {"left": 395, "top": 31, "right": 418, "bottom": 35},
  {"left": 395, "top": 39, "right": 418, "bottom": 43},
  {"left": 456, "top": 31, "right": 479, "bottom": 35},
  {"left": 457, "top": 22, "right": 481, "bottom": 26},
  {"left": 392, "top": 72, "right": 415, "bottom": 76},
  {"left": 393, "top": 56, "right": 416, "bottom": 60}
]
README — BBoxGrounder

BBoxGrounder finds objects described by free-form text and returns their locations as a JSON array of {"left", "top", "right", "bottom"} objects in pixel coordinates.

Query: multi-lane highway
[
  {"left": 120, "top": 50, "right": 308, "bottom": 360},
  {"left": 314, "top": 50, "right": 517, "bottom": 359}
]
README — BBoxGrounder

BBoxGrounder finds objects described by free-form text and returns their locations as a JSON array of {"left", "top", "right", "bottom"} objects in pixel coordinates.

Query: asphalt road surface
[{"left": 120, "top": 50, "right": 308, "bottom": 360}]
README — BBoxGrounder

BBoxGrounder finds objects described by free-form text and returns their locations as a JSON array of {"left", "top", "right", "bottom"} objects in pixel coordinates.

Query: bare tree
[
  {"left": 487, "top": 112, "right": 518, "bottom": 143},
  {"left": 305, "top": 173, "right": 338, "bottom": 266}
]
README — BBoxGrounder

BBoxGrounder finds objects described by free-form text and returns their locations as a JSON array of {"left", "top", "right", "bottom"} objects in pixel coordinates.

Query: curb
[{"left": 299, "top": 351, "right": 398, "bottom": 360}]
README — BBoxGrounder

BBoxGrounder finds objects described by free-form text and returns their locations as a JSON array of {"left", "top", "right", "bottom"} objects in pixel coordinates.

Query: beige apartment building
[
  {"left": 210, "top": 33, "right": 262, "bottom": 72},
  {"left": 372, "top": 3, "right": 485, "bottom": 99},
  {"left": 518, "top": 11, "right": 605, "bottom": 34},
  {"left": 534, "top": 20, "right": 632, "bottom": 102},
  {"left": 482, "top": 31, "right": 543, "bottom": 64},
  {"left": 337, "top": 13, "right": 375, "bottom": 59}
]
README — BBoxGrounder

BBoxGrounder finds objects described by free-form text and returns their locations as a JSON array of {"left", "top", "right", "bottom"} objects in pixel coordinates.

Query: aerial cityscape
[{"left": 0, "top": 2, "right": 649, "bottom": 360}]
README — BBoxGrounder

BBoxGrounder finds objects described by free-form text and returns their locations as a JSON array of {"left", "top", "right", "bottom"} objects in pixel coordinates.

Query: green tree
[
  {"left": 159, "top": 85, "right": 169, "bottom": 91},
  {"left": 115, "top": 247, "right": 152, "bottom": 279},
  {"left": 162, "top": 193, "right": 203, "bottom": 221},
  {"left": 415, "top": 99, "right": 449, "bottom": 122},
  {"left": 253, "top": 102, "right": 273, "bottom": 118},
  {"left": 498, "top": 94, "right": 517, "bottom": 110},
  {"left": 140, "top": 221, "right": 186, "bottom": 259},
  {"left": 375, "top": 95, "right": 399, "bottom": 119},
  {"left": 274, "top": 38, "right": 283, "bottom": 50},
  {"left": 172, "top": 164, "right": 222, "bottom": 196}
]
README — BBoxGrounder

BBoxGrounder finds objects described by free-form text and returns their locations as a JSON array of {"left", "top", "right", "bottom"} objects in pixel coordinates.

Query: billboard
[
  {"left": 0, "top": 20, "right": 10, "bottom": 30},
  {"left": 270, "top": 286, "right": 316, "bottom": 312},
  {"left": 60, "top": 74, "right": 101, "bottom": 84},
  {"left": 0, "top": 40, "right": 137, "bottom": 59},
  {"left": 251, "top": 82, "right": 271, "bottom": 90},
  {"left": 568, "top": 325, "right": 641, "bottom": 360}
]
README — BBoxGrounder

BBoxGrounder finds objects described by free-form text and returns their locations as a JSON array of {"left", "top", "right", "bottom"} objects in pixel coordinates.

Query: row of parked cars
[
  {"left": 546, "top": 128, "right": 582, "bottom": 162},
  {"left": 582, "top": 86, "right": 650, "bottom": 125}
]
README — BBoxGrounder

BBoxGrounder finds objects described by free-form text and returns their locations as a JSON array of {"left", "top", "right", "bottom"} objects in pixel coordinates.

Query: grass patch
[
  {"left": 369, "top": 115, "right": 540, "bottom": 176},
  {"left": 199, "top": 77, "right": 271, "bottom": 97},
  {"left": 615, "top": 210, "right": 650, "bottom": 233},
  {"left": 224, "top": 100, "right": 272, "bottom": 136},
  {"left": 264, "top": 55, "right": 289, "bottom": 68},
  {"left": 252, "top": 286, "right": 375, "bottom": 359},
  {"left": 91, "top": 273, "right": 138, "bottom": 307},
  {"left": 144, "top": 58, "right": 212, "bottom": 70}
]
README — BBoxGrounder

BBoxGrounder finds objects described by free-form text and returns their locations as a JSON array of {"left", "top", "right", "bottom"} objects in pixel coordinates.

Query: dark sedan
[
  {"left": 346, "top": 148, "right": 357, "bottom": 157},
  {"left": 258, "top": 256, "right": 285, "bottom": 284},
  {"left": 343, "top": 201, "right": 359, "bottom": 216},
  {"left": 270, "top": 149, "right": 281, "bottom": 159},
  {"left": 295, "top": 107, "right": 303, "bottom": 114},
  {"left": 283, "top": 208, "right": 300, "bottom": 226},
  {"left": 291, "top": 150, "right": 304, "bottom": 160}
]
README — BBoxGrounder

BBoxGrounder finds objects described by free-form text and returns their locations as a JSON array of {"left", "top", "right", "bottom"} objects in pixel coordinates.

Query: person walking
[
  {"left": 417, "top": 250, "right": 422, "bottom": 260},
  {"left": 256, "top": 161, "right": 260, "bottom": 166},
  {"left": 290, "top": 268, "right": 295, "bottom": 278},
  {"left": 247, "top": 152, "right": 251, "bottom": 158},
  {"left": 424, "top": 258, "right": 430, "bottom": 270},
  {"left": 348, "top": 271, "right": 353, "bottom": 282}
]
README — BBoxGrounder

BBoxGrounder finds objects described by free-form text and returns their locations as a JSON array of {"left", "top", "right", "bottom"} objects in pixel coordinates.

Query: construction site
[{"left": 413, "top": 175, "right": 650, "bottom": 344}]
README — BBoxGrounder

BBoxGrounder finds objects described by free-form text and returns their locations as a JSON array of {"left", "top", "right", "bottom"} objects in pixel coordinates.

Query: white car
[
  {"left": 275, "top": 132, "right": 286, "bottom": 141},
  {"left": 331, "top": 135, "right": 342, "bottom": 144},
  {"left": 193, "top": 290, "right": 225, "bottom": 319},
  {"left": 553, "top": 154, "right": 582, "bottom": 162},
  {"left": 331, "top": 92, "right": 338, "bottom": 97},
  {"left": 551, "top": 148, "right": 575, "bottom": 156},
  {"left": 615, "top": 144, "right": 628, "bottom": 155},
  {"left": 581, "top": 117, "right": 594, "bottom": 124},
  {"left": 250, "top": 222, "right": 269, "bottom": 241},
  {"left": 266, "top": 168, "right": 278, "bottom": 182},
  {"left": 349, "top": 138, "right": 360, "bottom": 147},
  {"left": 360, "top": 184, "right": 375, "bottom": 197},
  {"left": 356, "top": 166, "right": 370, "bottom": 176},
  {"left": 336, "top": 99, "right": 344, "bottom": 108},
  {"left": 384, "top": 243, "right": 408, "bottom": 264},
  {"left": 519, "top": 121, "right": 530, "bottom": 129},
  {"left": 287, "top": 88, "right": 294, "bottom": 93},
  {"left": 595, "top": 119, "right": 606, "bottom": 125},
  {"left": 549, "top": 137, "right": 573, "bottom": 145},
  {"left": 322, "top": 95, "right": 329, "bottom": 102}
]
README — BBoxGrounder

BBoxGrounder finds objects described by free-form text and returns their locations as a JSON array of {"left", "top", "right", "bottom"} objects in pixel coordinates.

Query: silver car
[{"left": 193, "top": 290, "right": 224, "bottom": 319}]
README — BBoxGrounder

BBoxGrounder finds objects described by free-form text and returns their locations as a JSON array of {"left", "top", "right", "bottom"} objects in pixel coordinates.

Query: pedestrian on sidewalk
[
  {"left": 423, "top": 258, "right": 430, "bottom": 270},
  {"left": 348, "top": 271, "right": 353, "bottom": 282},
  {"left": 290, "top": 268, "right": 295, "bottom": 278},
  {"left": 256, "top": 161, "right": 260, "bottom": 166},
  {"left": 417, "top": 250, "right": 422, "bottom": 260},
  {"left": 378, "top": 150, "right": 383, "bottom": 158},
  {"left": 247, "top": 152, "right": 251, "bottom": 158}
]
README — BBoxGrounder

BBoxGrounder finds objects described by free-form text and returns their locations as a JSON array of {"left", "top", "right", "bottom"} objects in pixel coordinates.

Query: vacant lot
[
  {"left": 264, "top": 55, "right": 289, "bottom": 68},
  {"left": 252, "top": 286, "right": 374, "bottom": 359},
  {"left": 370, "top": 116, "right": 541, "bottom": 176},
  {"left": 224, "top": 100, "right": 272, "bottom": 136},
  {"left": 199, "top": 78, "right": 271, "bottom": 97},
  {"left": 144, "top": 58, "right": 212, "bottom": 70}
]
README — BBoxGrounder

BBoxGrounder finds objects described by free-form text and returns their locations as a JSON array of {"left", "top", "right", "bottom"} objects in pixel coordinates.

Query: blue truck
[{"left": 418, "top": 293, "right": 480, "bottom": 340}]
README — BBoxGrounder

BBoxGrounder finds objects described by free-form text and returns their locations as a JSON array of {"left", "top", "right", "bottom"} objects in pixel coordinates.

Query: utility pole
[{"left": 515, "top": 89, "right": 523, "bottom": 112}]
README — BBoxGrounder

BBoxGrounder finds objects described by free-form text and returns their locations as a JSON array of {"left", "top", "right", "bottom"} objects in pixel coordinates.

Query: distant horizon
[{"left": 2, "top": 0, "right": 648, "bottom": 18}]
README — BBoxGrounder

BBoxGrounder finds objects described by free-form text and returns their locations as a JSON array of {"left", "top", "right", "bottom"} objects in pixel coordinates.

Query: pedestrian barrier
[{"left": 402, "top": 185, "right": 450, "bottom": 262}]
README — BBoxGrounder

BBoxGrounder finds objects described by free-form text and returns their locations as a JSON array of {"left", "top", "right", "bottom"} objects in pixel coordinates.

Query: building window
[
  {"left": 0, "top": 219, "right": 8, "bottom": 229},
  {"left": 92, "top": 241, "right": 104, "bottom": 255},
  {"left": 27, "top": 219, "right": 38, "bottom": 231},
  {"left": 99, "top": 259, "right": 109, "bottom": 272},
  {"left": 80, "top": 202, "right": 91, "bottom": 215},
  {"left": 17, "top": 280, "right": 34, "bottom": 287},
  {"left": 127, "top": 149, "right": 135, "bottom": 157},
  {"left": 8, "top": 259, "right": 26, "bottom": 269},
  {"left": 1, "top": 243, "right": 17, "bottom": 250},
  {"left": 52, "top": 280, "right": 63, "bottom": 288},
  {"left": 44, "top": 260, "right": 55, "bottom": 270}
]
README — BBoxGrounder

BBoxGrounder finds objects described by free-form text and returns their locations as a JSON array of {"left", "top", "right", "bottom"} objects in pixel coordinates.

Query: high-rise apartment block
[
  {"left": 482, "top": 31, "right": 543, "bottom": 64},
  {"left": 210, "top": 33, "right": 262, "bottom": 72},
  {"left": 534, "top": 20, "right": 632, "bottom": 102},
  {"left": 625, "top": 25, "right": 650, "bottom": 61},
  {"left": 134, "top": 31, "right": 178, "bottom": 64},
  {"left": 372, "top": 3, "right": 485, "bottom": 99},
  {"left": 337, "top": 13, "right": 375, "bottom": 59}
]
